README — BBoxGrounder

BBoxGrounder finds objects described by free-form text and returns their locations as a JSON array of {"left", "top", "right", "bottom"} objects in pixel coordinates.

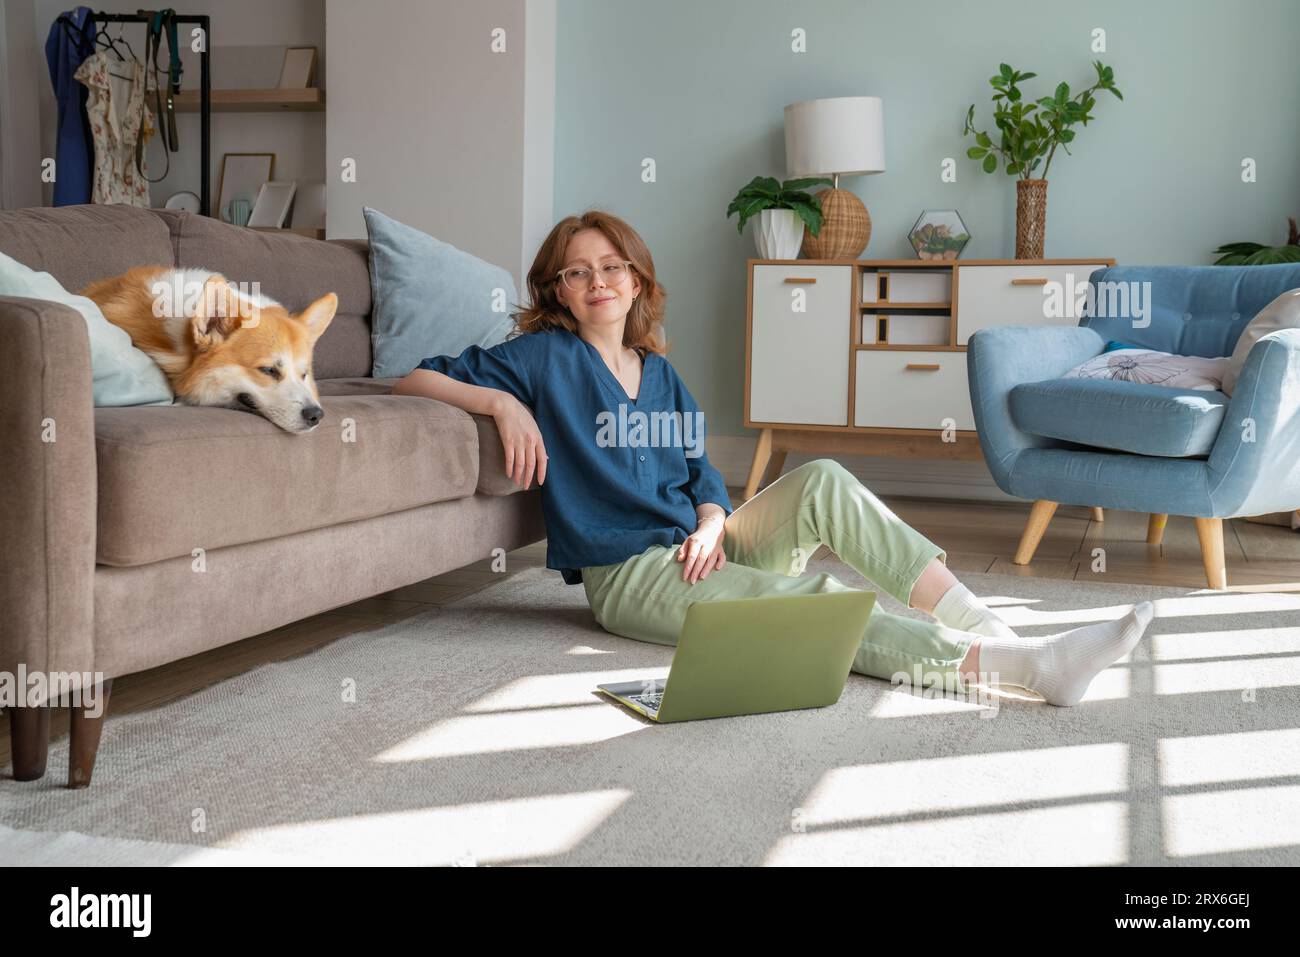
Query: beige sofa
[{"left": 0, "top": 205, "right": 546, "bottom": 788}]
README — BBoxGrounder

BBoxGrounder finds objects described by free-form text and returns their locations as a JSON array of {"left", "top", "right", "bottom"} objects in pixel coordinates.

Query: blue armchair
[{"left": 968, "top": 264, "right": 1300, "bottom": 588}]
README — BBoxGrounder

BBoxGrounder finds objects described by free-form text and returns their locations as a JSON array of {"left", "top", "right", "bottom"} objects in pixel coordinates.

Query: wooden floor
[{"left": 4, "top": 491, "right": 1298, "bottom": 773}]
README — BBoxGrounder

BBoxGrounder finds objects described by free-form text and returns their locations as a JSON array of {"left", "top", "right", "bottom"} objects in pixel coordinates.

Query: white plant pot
[{"left": 755, "top": 208, "right": 804, "bottom": 259}]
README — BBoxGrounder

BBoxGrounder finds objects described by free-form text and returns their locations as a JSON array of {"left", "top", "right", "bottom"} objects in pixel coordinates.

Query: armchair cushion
[{"left": 1009, "top": 378, "right": 1229, "bottom": 458}]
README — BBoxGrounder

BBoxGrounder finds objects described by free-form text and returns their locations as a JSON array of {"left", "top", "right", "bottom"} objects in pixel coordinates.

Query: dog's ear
[
  {"left": 191, "top": 274, "right": 254, "bottom": 350},
  {"left": 297, "top": 292, "right": 338, "bottom": 343}
]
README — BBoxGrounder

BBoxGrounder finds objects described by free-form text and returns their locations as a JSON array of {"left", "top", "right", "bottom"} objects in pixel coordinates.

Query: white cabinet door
[
  {"left": 749, "top": 265, "right": 851, "bottom": 425},
  {"left": 854, "top": 351, "right": 975, "bottom": 431},
  {"left": 955, "top": 263, "right": 1110, "bottom": 344}
]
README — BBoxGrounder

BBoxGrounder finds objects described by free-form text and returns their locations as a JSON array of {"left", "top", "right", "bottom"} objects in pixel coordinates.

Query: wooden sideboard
[{"left": 742, "top": 257, "right": 1115, "bottom": 500}]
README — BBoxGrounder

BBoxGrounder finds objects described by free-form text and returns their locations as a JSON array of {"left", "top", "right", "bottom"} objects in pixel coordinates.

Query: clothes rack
[{"left": 89, "top": 12, "right": 211, "bottom": 215}]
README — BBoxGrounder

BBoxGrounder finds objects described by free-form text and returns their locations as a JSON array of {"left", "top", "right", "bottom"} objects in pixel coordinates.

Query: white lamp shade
[{"left": 784, "top": 96, "right": 885, "bottom": 178}]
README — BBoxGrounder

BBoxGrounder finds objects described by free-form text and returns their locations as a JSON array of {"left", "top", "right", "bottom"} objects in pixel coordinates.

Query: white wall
[
  {"left": 520, "top": 0, "right": 555, "bottom": 287},
  {"left": 326, "top": 0, "right": 554, "bottom": 290},
  {"left": 28, "top": 0, "right": 326, "bottom": 212},
  {"left": 0, "top": 0, "right": 43, "bottom": 208}
]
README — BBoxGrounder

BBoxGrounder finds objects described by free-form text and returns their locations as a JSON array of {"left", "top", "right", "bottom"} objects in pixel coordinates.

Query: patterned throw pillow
[
  {"left": 1222, "top": 288, "right": 1300, "bottom": 395},
  {"left": 1061, "top": 347, "right": 1229, "bottom": 391}
]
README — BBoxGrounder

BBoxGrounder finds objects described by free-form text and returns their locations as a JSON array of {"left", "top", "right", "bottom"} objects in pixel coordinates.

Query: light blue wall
[{"left": 554, "top": 0, "right": 1300, "bottom": 437}]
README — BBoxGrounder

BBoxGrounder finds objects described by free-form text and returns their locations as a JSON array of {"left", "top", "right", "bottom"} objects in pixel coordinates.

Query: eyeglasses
[{"left": 556, "top": 260, "right": 634, "bottom": 291}]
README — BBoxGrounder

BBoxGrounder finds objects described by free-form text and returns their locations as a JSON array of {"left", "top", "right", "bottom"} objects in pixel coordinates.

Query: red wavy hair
[{"left": 511, "top": 209, "right": 669, "bottom": 357}]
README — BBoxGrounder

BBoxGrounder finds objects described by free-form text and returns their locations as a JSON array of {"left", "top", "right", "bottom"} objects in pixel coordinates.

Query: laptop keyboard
[{"left": 629, "top": 689, "right": 664, "bottom": 712}]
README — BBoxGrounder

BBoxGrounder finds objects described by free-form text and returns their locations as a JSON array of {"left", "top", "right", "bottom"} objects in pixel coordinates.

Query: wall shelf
[{"left": 174, "top": 88, "right": 325, "bottom": 112}]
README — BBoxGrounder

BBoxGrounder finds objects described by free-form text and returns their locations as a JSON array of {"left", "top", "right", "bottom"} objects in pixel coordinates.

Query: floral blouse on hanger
[{"left": 73, "top": 49, "right": 156, "bottom": 207}]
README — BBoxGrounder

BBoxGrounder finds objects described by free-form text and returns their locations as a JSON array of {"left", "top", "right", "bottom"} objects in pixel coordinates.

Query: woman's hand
[
  {"left": 492, "top": 393, "right": 547, "bottom": 489},
  {"left": 677, "top": 514, "right": 726, "bottom": 584}
]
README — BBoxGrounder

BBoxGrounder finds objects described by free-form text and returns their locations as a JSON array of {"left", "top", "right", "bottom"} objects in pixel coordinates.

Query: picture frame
[
  {"left": 247, "top": 181, "right": 298, "bottom": 229},
  {"left": 277, "top": 46, "right": 318, "bottom": 89},
  {"left": 216, "top": 153, "right": 275, "bottom": 225},
  {"left": 289, "top": 181, "right": 326, "bottom": 229}
]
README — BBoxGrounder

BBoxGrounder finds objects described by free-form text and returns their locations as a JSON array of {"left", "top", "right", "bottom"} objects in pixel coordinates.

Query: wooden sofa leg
[
  {"left": 9, "top": 702, "right": 51, "bottom": 781},
  {"left": 1091, "top": 507, "right": 1105, "bottom": 522},
  {"left": 1147, "top": 513, "right": 1168, "bottom": 546},
  {"left": 68, "top": 679, "right": 112, "bottom": 790},
  {"left": 1194, "top": 518, "right": 1228, "bottom": 590},
  {"left": 1014, "top": 500, "right": 1058, "bottom": 565}
]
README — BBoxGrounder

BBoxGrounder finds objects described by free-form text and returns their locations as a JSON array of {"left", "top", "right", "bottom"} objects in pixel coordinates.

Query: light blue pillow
[
  {"left": 363, "top": 207, "right": 518, "bottom": 378},
  {"left": 0, "top": 252, "right": 173, "bottom": 407}
]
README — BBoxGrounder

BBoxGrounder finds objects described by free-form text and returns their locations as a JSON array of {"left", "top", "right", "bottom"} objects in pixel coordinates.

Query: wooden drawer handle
[
  {"left": 905, "top": 363, "right": 941, "bottom": 371},
  {"left": 783, "top": 277, "right": 818, "bottom": 284},
  {"left": 1010, "top": 278, "right": 1049, "bottom": 286}
]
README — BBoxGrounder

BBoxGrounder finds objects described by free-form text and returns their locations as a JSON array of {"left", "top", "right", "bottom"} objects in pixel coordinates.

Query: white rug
[{"left": 4, "top": 560, "right": 1300, "bottom": 867}]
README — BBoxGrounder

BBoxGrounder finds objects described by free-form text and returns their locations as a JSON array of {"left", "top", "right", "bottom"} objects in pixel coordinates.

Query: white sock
[
  {"left": 931, "top": 583, "right": 1019, "bottom": 640},
  {"left": 975, "top": 602, "right": 1155, "bottom": 707}
]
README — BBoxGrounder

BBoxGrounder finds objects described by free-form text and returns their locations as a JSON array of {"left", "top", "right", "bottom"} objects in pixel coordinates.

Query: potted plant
[
  {"left": 726, "top": 175, "right": 833, "bottom": 259},
  {"left": 1213, "top": 217, "right": 1300, "bottom": 264},
  {"left": 962, "top": 61, "right": 1122, "bottom": 259}
]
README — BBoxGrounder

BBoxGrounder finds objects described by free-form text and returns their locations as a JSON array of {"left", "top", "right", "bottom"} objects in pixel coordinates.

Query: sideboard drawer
[
  {"left": 854, "top": 351, "right": 974, "bottom": 431},
  {"left": 749, "top": 264, "right": 852, "bottom": 426},
  {"left": 955, "top": 263, "right": 1110, "bottom": 344}
]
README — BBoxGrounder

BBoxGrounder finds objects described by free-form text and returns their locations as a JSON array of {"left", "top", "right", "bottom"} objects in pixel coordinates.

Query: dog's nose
[{"left": 301, "top": 405, "right": 323, "bottom": 426}]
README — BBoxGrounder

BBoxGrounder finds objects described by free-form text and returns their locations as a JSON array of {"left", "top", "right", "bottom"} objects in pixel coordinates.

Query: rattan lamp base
[{"left": 801, "top": 188, "right": 871, "bottom": 258}]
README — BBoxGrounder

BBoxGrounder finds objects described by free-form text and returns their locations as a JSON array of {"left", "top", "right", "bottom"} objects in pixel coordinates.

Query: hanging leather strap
[{"left": 134, "top": 8, "right": 180, "bottom": 181}]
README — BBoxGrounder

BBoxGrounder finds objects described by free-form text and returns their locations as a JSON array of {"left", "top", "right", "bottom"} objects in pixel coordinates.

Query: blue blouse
[{"left": 416, "top": 327, "right": 734, "bottom": 584}]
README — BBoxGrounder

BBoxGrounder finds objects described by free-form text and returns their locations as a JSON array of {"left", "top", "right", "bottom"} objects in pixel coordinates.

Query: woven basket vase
[
  {"left": 1016, "top": 179, "right": 1048, "bottom": 259},
  {"left": 801, "top": 188, "right": 871, "bottom": 259}
]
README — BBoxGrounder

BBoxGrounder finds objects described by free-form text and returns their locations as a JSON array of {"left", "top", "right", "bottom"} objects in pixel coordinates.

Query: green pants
[{"left": 581, "top": 458, "right": 977, "bottom": 684}]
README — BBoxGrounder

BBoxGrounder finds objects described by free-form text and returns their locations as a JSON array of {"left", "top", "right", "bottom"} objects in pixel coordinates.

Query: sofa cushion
[
  {"left": 362, "top": 207, "right": 517, "bottom": 379},
  {"left": 94, "top": 393, "right": 478, "bottom": 566},
  {"left": 318, "top": 378, "right": 526, "bottom": 497},
  {"left": 0, "top": 204, "right": 175, "bottom": 293},
  {"left": 0, "top": 252, "right": 172, "bottom": 407},
  {"left": 1009, "top": 378, "right": 1228, "bottom": 458},
  {"left": 155, "top": 210, "right": 374, "bottom": 380}
]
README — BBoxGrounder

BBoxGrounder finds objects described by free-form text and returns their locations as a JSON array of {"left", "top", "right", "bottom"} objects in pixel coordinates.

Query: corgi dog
[{"left": 82, "top": 266, "right": 338, "bottom": 433}]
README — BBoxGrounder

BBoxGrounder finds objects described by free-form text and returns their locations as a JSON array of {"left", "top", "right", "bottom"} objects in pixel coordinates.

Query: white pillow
[
  {"left": 1222, "top": 287, "right": 1300, "bottom": 396},
  {"left": 0, "top": 252, "right": 172, "bottom": 407},
  {"left": 1062, "top": 347, "right": 1229, "bottom": 391}
]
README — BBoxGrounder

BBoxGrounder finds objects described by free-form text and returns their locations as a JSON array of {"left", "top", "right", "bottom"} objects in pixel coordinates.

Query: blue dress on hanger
[{"left": 45, "top": 6, "right": 97, "bottom": 206}]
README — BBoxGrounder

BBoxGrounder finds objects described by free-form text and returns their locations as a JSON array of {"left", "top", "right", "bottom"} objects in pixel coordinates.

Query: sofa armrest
[
  {"left": 1207, "top": 328, "right": 1300, "bottom": 516},
  {"left": 0, "top": 296, "right": 97, "bottom": 699},
  {"left": 967, "top": 325, "right": 1107, "bottom": 490}
]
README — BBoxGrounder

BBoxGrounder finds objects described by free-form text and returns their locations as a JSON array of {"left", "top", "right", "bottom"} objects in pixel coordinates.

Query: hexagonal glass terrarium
[{"left": 908, "top": 209, "right": 971, "bottom": 260}]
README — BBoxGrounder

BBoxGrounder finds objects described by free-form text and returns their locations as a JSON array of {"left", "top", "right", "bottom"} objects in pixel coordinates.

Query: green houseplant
[
  {"left": 962, "top": 61, "right": 1122, "bottom": 258},
  {"left": 726, "top": 175, "right": 832, "bottom": 259},
  {"left": 1213, "top": 218, "right": 1300, "bottom": 265}
]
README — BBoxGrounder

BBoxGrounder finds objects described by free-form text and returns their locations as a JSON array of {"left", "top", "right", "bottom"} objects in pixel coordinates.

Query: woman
[{"left": 393, "top": 210, "right": 1153, "bottom": 706}]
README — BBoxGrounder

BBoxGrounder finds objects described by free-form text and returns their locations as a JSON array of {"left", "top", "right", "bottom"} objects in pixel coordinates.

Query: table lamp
[{"left": 784, "top": 96, "right": 885, "bottom": 258}]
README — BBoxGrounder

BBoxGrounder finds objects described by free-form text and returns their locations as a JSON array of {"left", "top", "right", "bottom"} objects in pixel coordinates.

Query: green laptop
[{"left": 596, "top": 590, "right": 875, "bottom": 722}]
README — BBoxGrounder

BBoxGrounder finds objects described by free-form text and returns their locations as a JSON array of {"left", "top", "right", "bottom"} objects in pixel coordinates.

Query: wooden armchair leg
[
  {"left": 1194, "top": 518, "right": 1227, "bottom": 589},
  {"left": 1014, "top": 500, "right": 1059, "bottom": 565},
  {"left": 68, "top": 679, "right": 112, "bottom": 790},
  {"left": 1147, "top": 513, "right": 1168, "bottom": 545},
  {"left": 8, "top": 702, "right": 51, "bottom": 781},
  {"left": 1091, "top": 507, "right": 1105, "bottom": 522}
]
